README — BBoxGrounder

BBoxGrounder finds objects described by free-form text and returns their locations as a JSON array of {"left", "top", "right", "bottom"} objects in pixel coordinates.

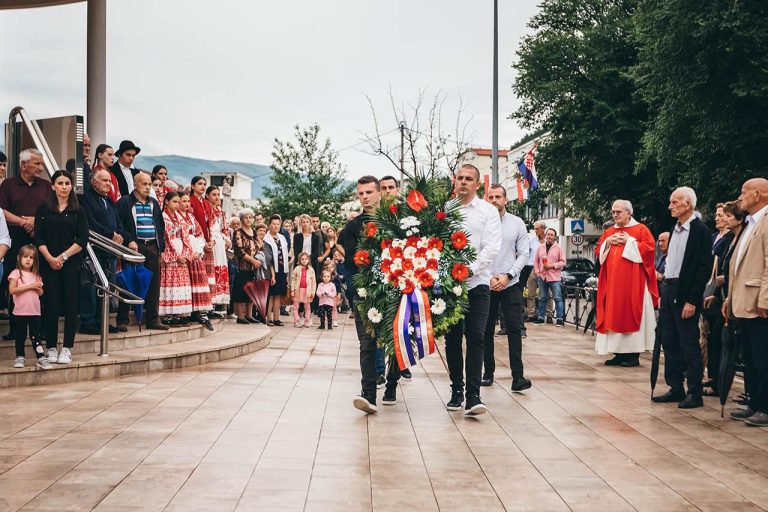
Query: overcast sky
[{"left": 1, "top": 0, "right": 540, "bottom": 179}]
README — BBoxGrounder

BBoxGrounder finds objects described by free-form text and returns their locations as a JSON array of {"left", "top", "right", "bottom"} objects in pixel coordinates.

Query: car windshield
[{"left": 565, "top": 260, "right": 594, "bottom": 272}]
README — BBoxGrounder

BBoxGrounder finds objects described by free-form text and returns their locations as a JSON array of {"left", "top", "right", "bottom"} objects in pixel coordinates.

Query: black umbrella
[
  {"left": 718, "top": 320, "right": 740, "bottom": 418},
  {"left": 650, "top": 326, "right": 662, "bottom": 400}
]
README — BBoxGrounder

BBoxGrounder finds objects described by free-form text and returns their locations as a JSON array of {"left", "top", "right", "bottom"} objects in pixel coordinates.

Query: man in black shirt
[{"left": 345, "top": 176, "right": 400, "bottom": 414}]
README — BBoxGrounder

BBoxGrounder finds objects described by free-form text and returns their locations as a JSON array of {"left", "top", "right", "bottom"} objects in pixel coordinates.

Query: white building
[
  {"left": 202, "top": 172, "right": 253, "bottom": 200},
  {"left": 457, "top": 147, "right": 509, "bottom": 188}
]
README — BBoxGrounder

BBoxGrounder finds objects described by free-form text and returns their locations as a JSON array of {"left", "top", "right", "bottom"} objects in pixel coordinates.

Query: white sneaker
[
  {"left": 37, "top": 357, "right": 52, "bottom": 370},
  {"left": 13, "top": 357, "right": 24, "bottom": 368},
  {"left": 47, "top": 348, "right": 58, "bottom": 363},
  {"left": 333, "top": 321, "right": 339, "bottom": 327},
  {"left": 57, "top": 347, "right": 72, "bottom": 364}
]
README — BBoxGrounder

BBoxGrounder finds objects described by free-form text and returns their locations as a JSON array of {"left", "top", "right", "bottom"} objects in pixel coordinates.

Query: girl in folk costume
[
  {"left": 151, "top": 165, "right": 177, "bottom": 207},
  {"left": 205, "top": 185, "right": 231, "bottom": 309},
  {"left": 92, "top": 144, "right": 120, "bottom": 203},
  {"left": 290, "top": 252, "right": 316, "bottom": 327},
  {"left": 189, "top": 176, "right": 216, "bottom": 305},
  {"left": 178, "top": 191, "right": 214, "bottom": 331},
  {"left": 159, "top": 192, "right": 193, "bottom": 326}
]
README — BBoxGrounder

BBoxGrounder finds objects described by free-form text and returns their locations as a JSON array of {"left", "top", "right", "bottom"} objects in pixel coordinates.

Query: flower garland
[{"left": 353, "top": 175, "right": 476, "bottom": 369}]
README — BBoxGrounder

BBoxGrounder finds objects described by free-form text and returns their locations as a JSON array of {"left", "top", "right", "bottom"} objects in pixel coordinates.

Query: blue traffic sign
[{"left": 570, "top": 219, "right": 585, "bottom": 234}]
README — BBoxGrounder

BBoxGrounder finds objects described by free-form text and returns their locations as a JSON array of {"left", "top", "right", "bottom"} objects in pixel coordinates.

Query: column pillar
[{"left": 87, "top": 0, "right": 107, "bottom": 144}]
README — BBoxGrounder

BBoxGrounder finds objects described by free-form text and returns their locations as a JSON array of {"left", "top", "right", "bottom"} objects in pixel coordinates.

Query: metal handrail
[
  {"left": 7, "top": 106, "right": 59, "bottom": 177},
  {"left": 89, "top": 231, "right": 145, "bottom": 263}
]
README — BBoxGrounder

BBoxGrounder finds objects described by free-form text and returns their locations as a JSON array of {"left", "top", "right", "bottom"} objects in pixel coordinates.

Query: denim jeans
[{"left": 538, "top": 279, "right": 564, "bottom": 321}]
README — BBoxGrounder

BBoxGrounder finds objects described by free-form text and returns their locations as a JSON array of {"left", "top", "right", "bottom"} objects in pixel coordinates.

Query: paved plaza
[{"left": 0, "top": 317, "right": 765, "bottom": 511}]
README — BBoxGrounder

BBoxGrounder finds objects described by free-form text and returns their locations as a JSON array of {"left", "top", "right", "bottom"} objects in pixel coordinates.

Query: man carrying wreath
[
  {"left": 445, "top": 164, "right": 501, "bottom": 415},
  {"left": 346, "top": 175, "right": 401, "bottom": 414}
]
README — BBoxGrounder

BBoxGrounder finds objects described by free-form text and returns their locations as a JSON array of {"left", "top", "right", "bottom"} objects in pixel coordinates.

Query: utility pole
[
  {"left": 491, "top": 0, "right": 499, "bottom": 184},
  {"left": 399, "top": 122, "right": 405, "bottom": 182}
]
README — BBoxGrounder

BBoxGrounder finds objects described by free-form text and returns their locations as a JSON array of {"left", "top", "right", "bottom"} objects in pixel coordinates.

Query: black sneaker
[
  {"left": 532, "top": 318, "right": 545, "bottom": 325},
  {"left": 352, "top": 393, "right": 378, "bottom": 414},
  {"left": 464, "top": 394, "right": 487, "bottom": 416},
  {"left": 511, "top": 377, "right": 532, "bottom": 392},
  {"left": 730, "top": 407, "right": 755, "bottom": 421},
  {"left": 400, "top": 368, "right": 412, "bottom": 380},
  {"left": 376, "top": 375, "right": 385, "bottom": 389},
  {"left": 446, "top": 390, "right": 464, "bottom": 411},
  {"left": 496, "top": 328, "right": 507, "bottom": 336},
  {"left": 556, "top": 319, "right": 564, "bottom": 327},
  {"left": 382, "top": 388, "right": 397, "bottom": 405},
  {"left": 78, "top": 324, "right": 100, "bottom": 335},
  {"left": 604, "top": 354, "right": 624, "bottom": 366}
]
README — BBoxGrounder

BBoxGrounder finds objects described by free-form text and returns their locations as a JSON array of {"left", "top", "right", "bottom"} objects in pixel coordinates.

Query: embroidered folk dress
[
  {"left": 159, "top": 211, "right": 193, "bottom": 316},
  {"left": 178, "top": 210, "right": 213, "bottom": 312},
  {"left": 209, "top": 205, "right": 231, "bottom": 305}
]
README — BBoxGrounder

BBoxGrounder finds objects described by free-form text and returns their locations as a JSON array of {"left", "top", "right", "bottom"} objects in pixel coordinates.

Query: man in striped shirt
[{"left": 115, "top": 172, "right": 169, "bottom": 330}]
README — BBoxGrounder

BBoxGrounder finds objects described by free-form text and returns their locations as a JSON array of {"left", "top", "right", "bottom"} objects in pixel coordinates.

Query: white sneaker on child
[
  {"left": 13, "top": 357, "right": 24, "bottom": 368},
  {"left": 47, "top": 348, "right": 58, "bottom": 363},
  {"left": 37, "top": 357, "right": 52, "bottom": 370},
  {"left": 333, "top": 321, "right": 339, "bottom": 327},
  {"left": 57, "top": 348, "right": 72, "bottom": 364}
]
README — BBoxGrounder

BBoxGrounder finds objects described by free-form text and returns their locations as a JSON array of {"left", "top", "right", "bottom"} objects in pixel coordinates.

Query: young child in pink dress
[
  {"left": 290, "top": 252, "right": 316, "bottom": 327},
  {"left": 9, "top": 245, "right": 50, "bottom": 369},
  {"left": 316, "top": 269, "right": 338, "bottom": 330}
]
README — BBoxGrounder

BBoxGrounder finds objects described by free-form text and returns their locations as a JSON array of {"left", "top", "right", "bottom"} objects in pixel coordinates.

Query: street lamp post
[{"left": 491, "top": 0, "right": 499, "bottom": 184}]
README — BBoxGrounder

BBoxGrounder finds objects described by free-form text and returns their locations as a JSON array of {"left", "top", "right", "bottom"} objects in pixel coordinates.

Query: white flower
[
  {"left": 428, "top": 269, "right": 439, "bottom": 280},
  {"left": 403, "top": 246, "right": 417, "bottom": 259},
  {"left": 412, "top": 257, "right": 427, "bottom": 270},
  {"left": 391, "top": 259, "right": 402, "bottom": 271},
  {"left": 418, "top": 237, "right": 429, "bottom": 248},
  {"left": 391, "top": 239, "right": 405, "bottom": 248},
  {"left": 431, "top": 298, "right": 447, "bottom": 315},
  {"left": 399, "top": 216, "right": 421, "bottom": 230},
  {"left": 426, "top": 248, "right": 441, "bottom": 260},
  {"left": 403, "top": 270, "right": 416, "bottom": 281},
  {"left": 381, "top": 248, "right": 391, "bottom": 260},
  {"left": 357, "top": 288, "right": 367, "bottom": 298},
  {"left": 367, "top": 308, "right": 382, "bottom": 323},
  {"left": 452, "top": 285, "right": 463, "bottom": 296}
]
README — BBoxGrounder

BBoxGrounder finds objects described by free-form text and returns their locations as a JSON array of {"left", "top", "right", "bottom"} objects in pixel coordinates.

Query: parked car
[{"left": 561, "top": 258, "right": 597, "bottom": 296}]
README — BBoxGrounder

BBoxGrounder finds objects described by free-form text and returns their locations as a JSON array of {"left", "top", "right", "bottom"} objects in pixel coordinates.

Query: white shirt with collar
[
  {"left": 527, "top": 234, "right": 542, "bottom": 266},
  {"left": 0, "top": 208, "right": 11, "bottom": 259},
  {"left": 489, "top": 211, "right": 529, "bottom": 288},
  {"left": 454, "top": 196, "right": 501, "bottom": 290},
  {"left": 737, "top": 203, "right": 768, "bottom": 267},
  {"left": 119, "top": 164, "right": 134, "bottom": 194},
  {"left": 665, "top": 215, "right": 693, "bottom": 279}
]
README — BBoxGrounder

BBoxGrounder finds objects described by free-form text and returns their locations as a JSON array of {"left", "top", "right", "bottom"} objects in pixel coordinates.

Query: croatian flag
[
  {"left": 517, "top": 145, "right": 538, "bottom": 192},
  {"left": 515, "top": 177, "right": 528, "bottom": 203}
]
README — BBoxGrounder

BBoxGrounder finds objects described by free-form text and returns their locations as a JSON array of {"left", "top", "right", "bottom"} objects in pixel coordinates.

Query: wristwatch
[
  {"left": 61, "top": 253, "right": 69, "bottom": 262},
  {"left": 506, "top": 272, "right": 514, "bottom": 280}
]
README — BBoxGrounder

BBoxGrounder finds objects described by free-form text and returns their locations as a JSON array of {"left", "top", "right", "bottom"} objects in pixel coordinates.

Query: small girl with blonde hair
[
  {"left": 290, "top": 252, "right": 316, "bottom": 327},
  {"left": 9, "top": 245, "right": 50, "bottom": 369}
]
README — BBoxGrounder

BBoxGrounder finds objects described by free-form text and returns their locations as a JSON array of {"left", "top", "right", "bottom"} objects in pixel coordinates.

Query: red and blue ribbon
[{"left": 393, "top": 290, "right": 436, "bottom": 370}]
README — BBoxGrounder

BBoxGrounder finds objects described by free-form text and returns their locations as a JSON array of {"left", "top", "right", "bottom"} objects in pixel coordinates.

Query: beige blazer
[
  {"left": 728, "top": 211, "right": 768, "bottom": 318},
  {"left": 290, "top": 265, "right": 317, "bottom": 296}
]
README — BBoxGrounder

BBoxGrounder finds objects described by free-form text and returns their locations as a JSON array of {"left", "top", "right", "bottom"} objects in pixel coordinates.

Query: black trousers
[
  {"left": 318, "top": 305, "right": 333, "bottom": 326},
  {"left": 41, "top": 259, "right": 81, "bottom": 349},
  {"left": 356, "top": 311, "right": 399, "bottom": 395},
  {"left": 658, "top": 281, "right": 702, "bottom": 396},
  {"left": 483, "top": 284, "right": 524, "bottom": 379},
  {"left": 519, "top": 265, "right": 534, "bottom": 327},
  {"left": 14, "top": 315, "right": 42, "bottom": 358},
  {"left": 739, "top": 317, "right": 768, "bottom": 414},
  {"left": 705, "top": 302, "right": 724, "bottom": 387},
  {"left": 445, "top": 285, "right": 491, "bottom": 396},
  {"left": 118, "top": 241, "right": 160, "bottom": 326}
]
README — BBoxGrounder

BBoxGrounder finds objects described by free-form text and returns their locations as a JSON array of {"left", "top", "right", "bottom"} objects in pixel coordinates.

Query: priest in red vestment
[{"left": 595, "top": 200, "right": 659, "bottom": 367}]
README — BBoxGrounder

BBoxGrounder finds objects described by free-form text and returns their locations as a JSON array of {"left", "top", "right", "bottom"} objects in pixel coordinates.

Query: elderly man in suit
[
  {"left": 652, "top": 186, "right": 712, "bottom": 409},
  {"left": 725, "top": 178, "right": 768, "bottom": 427}
]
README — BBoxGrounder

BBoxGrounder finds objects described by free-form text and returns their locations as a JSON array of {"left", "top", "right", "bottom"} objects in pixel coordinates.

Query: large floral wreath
[{"left": 353, "top": 175, "right": 476, "bottom": 370}]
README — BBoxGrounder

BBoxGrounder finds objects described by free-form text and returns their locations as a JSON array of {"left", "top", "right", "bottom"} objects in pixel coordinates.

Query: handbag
[
  {"left": 80, "top": 257, "right": 98, "bottom": 288},
  {"left": 702, "top": 256, "right": 719, "bottom": 300}
]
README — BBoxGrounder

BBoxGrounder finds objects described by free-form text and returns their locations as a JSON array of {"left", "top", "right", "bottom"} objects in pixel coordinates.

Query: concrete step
[{"left": 0, "top": 321, "right": 271, "bottom": 387}]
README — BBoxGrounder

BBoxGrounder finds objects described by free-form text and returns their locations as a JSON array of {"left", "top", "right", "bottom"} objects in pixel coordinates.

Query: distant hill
[{"left": 134, "top": 154, "right": 272, "bottom": 199}]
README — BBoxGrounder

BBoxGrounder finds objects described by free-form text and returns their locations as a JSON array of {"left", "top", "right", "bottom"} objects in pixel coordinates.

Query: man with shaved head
[
  {"left": 115, "top": 172, "right": 169, "bottom": 331},
  {"left": 725, "top": 178, "right": 768, "bottom": 427}
]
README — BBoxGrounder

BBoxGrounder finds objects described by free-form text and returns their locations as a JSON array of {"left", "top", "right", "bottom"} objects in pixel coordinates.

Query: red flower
[
  {"left": 451, "top": 232, "right": 468, "bottom": 250},
  {"left": 435, "top": 210, "right": 447, "bottom": 220},
  {"left": 380, "top": 259, "right": 392, "bottom": 274},
  {"left": 354, "top": 250, "right": 371, "bottom": 267},
  {"left": 426, "top": 258, "right": 438, "bottom": 270},
  {"left": 418, "top": 272, "right": 434, "bottom": 288},
  {"left": 389, "top": 269, "right": 403, "bottom": 284},
  {"left": 402, "top": 280, "right": 416, "bottom": 295},
  {"left": 389, "top": 204, "right": 398, "bottom": 214},
  {"left": 390, "top": 246, "right": 404, "bottom": 259},
  {"left": 451, "top": 263, "right": 469, "bottom": 282},
  {"left": 406, "top": 235, "right": 420, "bottom": 247},
  {"left": 415, "top": 247, "right": 428, "bottom": 258},
  {"left": 365, "top": 222, "right": 378, "bottom": 238},
  {"left": 427, "top": 237, "right": 444, "bottom": 251},
  {"left": 402, "top": 259, "right": 414, "bottom": 271},
  {"left": 406, "top": 190, "right": 428, "bottom": 212},
  {"left": 381, "top": 239, "right": 392, "bottom": 250}
]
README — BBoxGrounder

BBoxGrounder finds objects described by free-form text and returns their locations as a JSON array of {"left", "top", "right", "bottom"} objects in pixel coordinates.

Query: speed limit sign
[{"left": 571, "top": 234, "right": 584, "bottom": 246}]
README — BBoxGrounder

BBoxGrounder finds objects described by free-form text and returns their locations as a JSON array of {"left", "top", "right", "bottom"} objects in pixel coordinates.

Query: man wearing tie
[{"left": 79, "top": 170, "right": 126, "bottom": 334}]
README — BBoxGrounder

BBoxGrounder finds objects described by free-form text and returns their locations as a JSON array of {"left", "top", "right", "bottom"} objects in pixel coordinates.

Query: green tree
[
  {"left": 513, "top": 0, "right": 668, "bottom": 231},
  {"left": 261, "top": 124, "right": 355, "bottom": 226},
  {"left": 633, "top": 0, "right": 768, "bottom": 213}
]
